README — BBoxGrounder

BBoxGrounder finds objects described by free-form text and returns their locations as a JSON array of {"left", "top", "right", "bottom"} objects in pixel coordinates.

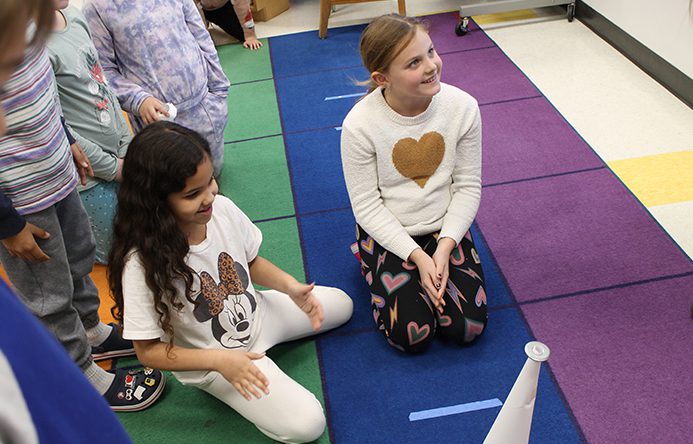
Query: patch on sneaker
[{"left": 134, "top": 386, "right": 146, "bottom": 401}]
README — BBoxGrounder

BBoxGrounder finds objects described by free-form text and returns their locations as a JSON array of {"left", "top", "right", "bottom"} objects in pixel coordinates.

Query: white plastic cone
[{"left": 483, "top": 341, "right": 551, "bottom": 444}]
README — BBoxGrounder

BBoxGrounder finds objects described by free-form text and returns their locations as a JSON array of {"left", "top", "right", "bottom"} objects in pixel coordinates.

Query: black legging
[
  {"left": 203, "top": 1, "right": 245, "bottom": 42},
  {"left": 357, "top": 225, "right": 488, "bottom": 353}
]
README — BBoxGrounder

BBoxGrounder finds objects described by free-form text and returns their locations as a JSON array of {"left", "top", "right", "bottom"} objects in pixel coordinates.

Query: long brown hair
[
  {"left": 108, "top": 122, "right": 210, "bottom": 352},
  {"left": 0, "top": 0, "right": 53, "bottom": 49},
  {"left": 359, "top": 14, "right": 427, "bottom": 93}
]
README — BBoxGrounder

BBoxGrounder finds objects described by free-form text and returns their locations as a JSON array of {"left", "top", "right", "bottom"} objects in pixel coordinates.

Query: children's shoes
[
  {"left": 103, "top": 367, "right": 166, "bottom": 412},
  {"left": 91, "top": 323, "right": 136, "bottom": 361}
]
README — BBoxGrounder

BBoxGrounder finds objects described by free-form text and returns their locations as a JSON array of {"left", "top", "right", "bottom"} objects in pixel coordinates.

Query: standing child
[
  {"left": 341, "top": 15, "right": 488, "bottom": 353},
  {"left": 108, "top": 122, "right": 353, "bottom": 443},
  {"left": 83, "top": 0, "right": 230, "bottom": 176},
  {"left": 48, "top": 0, "right": 133, "bottom": 264},
  {"left": 0, "top": 21, "right": 165, "bottom": 410},
  {"left": 0, "top": 1, "right": 127, "bottom": 440}
]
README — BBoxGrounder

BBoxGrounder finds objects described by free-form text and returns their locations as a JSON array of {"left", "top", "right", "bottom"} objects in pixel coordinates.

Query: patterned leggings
[
  {"left": 79, "top": 181, "right": 119, "bottom": 264},
  {"left": 357, "top": 225, "right": 488, "bottom": 353}
]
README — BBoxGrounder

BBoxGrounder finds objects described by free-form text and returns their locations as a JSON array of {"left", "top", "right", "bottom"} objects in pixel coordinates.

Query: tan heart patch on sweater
[{"left": 392, "top": 132, "right": 444, "bottom": 188}]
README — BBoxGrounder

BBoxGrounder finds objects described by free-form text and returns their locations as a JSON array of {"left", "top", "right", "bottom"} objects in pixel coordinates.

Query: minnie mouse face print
[{"left": 194, "top": 252, "right": 257, "bottom": 349}]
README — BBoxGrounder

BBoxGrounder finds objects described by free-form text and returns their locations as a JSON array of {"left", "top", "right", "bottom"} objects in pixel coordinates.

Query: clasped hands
[{"left": 409, "top": 237, "right": 457, "bottom": 313}]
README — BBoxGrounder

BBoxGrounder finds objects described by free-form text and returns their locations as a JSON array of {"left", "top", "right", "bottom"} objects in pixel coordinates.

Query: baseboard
[{"left": 574, "top": 1, "right": 693, "bottom": 108}]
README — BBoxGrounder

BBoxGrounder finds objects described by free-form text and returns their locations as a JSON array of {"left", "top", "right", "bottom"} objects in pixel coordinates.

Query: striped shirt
[{"left": 0, "top": 43, "right": 77, "bottom": 216}]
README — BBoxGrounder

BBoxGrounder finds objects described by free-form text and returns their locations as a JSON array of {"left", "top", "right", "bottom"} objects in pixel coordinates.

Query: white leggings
[{"left": 197, "top": 286, "right": 353, "bottom": 443}]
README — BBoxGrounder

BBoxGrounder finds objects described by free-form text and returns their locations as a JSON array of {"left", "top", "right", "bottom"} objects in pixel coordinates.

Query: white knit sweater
[{"left": 340, "top": 82, "right": 482, "bottom": 261}]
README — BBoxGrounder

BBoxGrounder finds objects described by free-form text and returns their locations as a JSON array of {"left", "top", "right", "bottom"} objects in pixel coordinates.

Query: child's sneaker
[
  {"left": 104, "top": 367, "right": 166, "bottom": 412},
  {"left": 91, "top": 323, "right": 136, "bottom": 361}
]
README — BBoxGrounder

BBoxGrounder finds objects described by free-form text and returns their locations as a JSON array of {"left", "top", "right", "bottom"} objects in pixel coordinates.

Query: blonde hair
[
  {"left": 359, "top": 14, "right": 427, "bottom": 93},
  {"left": 0, "top": 0, "right": 53, "bottom": 49}
]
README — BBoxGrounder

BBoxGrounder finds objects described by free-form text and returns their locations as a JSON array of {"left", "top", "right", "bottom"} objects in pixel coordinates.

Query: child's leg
[
  {"left": 425, "top": 230, "right": 488, "bottom": 344},
  {"left": 0, "top": 194, "right": 93, "bottom": 369},
  {"left": 200, "top": 356, "right": 326, "bottom": 443},
  {"left": 176, "top": 94, "right": 228, "bottom": 176},
  {"left": 356, "top": 226, "right": 437, "bottom": 353},
  {"left": 249, "top": 286, "right": 353, "bottom": 354},
  {"left": 78, "top": 181, "right": 119, "bottom": 264},
  {"left": 202, "top": 1, "right": 246, "bottom": 42},
  {"left": 194, "top": 287, "right": 350, "bottom": 441},
  {"left": 55, "top": 190, "right": 102, "bottom": 333}
]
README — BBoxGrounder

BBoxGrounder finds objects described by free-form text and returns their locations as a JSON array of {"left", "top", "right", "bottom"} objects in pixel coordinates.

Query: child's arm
[
  {"left": 59, "top": 117, "right": 94, "bottom": 185},
  {"left": 133, "top": 339, "right": 269, "bottom": 400},
  {"left": 231, "top": 0, "right": 262, "bottom": 50},
  {"left": 62, "top": 121, "right": 119, "bottom": 182},
  {"left": 81, "top": 4, "right": 155, "bottom": 115},
  {"left": 438, "top": 107, "right": 482, "bottom": 245},
  {"left": 248, "top": 256, "right": 324, "bottom": 331},
  {"left": 433, "top": 106, "right": 481, "bottom": 300},
  {"left": 0, "top": 192, "right": 50, "bottom": 262},
  {"left": 340, "top": 127, "right": 420, "bottom": 261},
  {"left": 181, "top": 0, "right": 230, "bottom": 96}
]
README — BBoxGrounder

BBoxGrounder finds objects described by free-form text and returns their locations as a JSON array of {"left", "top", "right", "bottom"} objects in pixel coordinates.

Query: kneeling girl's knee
[
  {"left": 440, "top": 314, "right": 488, "bottom": 345},
  {"left": 385, "top": 318, "right": 437, "bottom": 354}
]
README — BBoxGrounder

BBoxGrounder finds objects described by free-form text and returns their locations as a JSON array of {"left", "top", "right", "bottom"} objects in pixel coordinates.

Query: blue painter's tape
[
  {"left": 409, "top": 398, "right": 503, "bottom": 422},
  {"left": 324, "top": 92, "right": 366, "bottom": 101}
]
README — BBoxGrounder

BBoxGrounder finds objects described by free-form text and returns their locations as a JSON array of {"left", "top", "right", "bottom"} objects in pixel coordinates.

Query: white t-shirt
[{"left": 121, "top": 195, "right": 263, "bottom": 385}]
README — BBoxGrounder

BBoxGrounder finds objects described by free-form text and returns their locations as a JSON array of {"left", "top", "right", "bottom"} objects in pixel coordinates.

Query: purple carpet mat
[
  {"left": 521, "top": 274, "right": 693, "bottom": 443},
  {"left": 476, "top": 168, "right": 692, "bottom": 302},
  {"left": 481, "top": 97, "right": 604, "bottom": 185},
  {"left": 441, "top": 47, "right": 539, "bottom": 105},
  {"left": 424, "top": 12, "right": 494, "bottom": 54},
  {"left": 434, "top": 13, "right": 693, "bottom": 441}
]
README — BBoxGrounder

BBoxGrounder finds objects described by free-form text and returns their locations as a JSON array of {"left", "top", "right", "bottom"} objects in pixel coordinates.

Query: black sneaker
[
  {"left": 104, "top": 367, "right": 166, "bottom": 412},
  {"left": 91, "top": 323, "right": 136, "bottom": 361}
]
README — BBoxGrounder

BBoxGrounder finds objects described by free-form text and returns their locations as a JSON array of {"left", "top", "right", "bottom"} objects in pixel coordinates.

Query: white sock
[
  {"left": 83, "top": 362, "right": 115, "bottom": 395},
  {"left": 85, "top": 322, "right": 112, "bottom": 347}
]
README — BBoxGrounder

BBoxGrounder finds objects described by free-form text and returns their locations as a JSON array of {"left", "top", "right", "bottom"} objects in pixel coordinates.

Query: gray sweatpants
[{"left": 0, "top": 189, "right": 100, "bottom": 370}]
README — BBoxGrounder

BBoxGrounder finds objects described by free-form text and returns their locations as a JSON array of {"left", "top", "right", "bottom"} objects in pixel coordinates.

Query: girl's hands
[
  {"left": 138, "top": 96, "right": 168, "bottom": 125},
  {"left": 1, "top": 222, "right": 50, "bottom": 262},
  {"left": 431, "top": 237, "right": 457, "bottom": 302},
  {"left": 216, "top": 350, "right": 269, "bottom": 401},
  {"left": 243, "top": 36, "right": 263, "bottom": 50},
  {"left": 70, "top": 143, "right": 93, "bottom": 185},
  {"left": 287, "top": 281, "right": 324, "bottom": 331},
  {"left": 114, "top": 158, "right": 124, "bottom": 182},
  {"left": 409, "top": 248, "right": 445, "bottom": 313}
]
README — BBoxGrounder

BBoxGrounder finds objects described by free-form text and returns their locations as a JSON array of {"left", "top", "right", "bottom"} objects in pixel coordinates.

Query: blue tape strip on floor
[
  {"left": 409, "top": 398, "right": 503, "bottom": 422},
  {"left": 324, "top": 92, "right": 366, "bottom": 101}
]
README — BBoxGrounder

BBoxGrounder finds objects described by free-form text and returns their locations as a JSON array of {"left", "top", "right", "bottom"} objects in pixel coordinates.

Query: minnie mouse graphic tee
[{"left": 121, "top": 195, "right": 263, "bottom": 385}]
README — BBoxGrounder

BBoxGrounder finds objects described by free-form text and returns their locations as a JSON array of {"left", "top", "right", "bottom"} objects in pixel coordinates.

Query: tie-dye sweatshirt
[
  {"left": 340, "top": 83, "right": 482, "bottom": 261},
  {"left": 83, "top": 0, "right": 230, "bottom": 116}
]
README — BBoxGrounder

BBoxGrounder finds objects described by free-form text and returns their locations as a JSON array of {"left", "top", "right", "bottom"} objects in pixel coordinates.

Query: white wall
[{"left": 582, "top": 0, "right": 693, "bottom": 78}]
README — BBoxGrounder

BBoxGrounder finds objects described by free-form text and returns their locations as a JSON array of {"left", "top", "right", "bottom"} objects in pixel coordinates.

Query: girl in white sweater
[{"left": 341, "top": 14, "right": 488, "bottom": 353}]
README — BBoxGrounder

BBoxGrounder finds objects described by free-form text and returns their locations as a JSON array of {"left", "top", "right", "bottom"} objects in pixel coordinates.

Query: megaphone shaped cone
[{"left": 483, "top": 342, "right": 550, "bottom": 444}]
